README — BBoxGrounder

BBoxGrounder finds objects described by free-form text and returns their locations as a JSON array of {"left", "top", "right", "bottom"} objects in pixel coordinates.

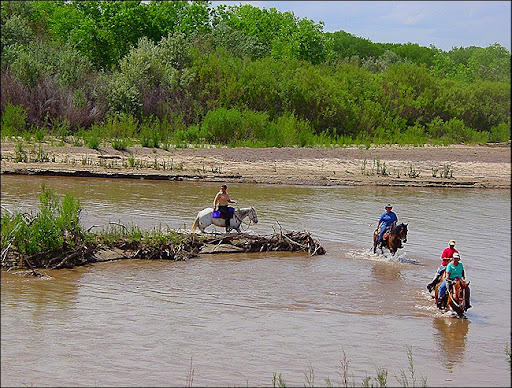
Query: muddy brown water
[{"left": 1, "top": 175, "right": 510, "bottom": 387}]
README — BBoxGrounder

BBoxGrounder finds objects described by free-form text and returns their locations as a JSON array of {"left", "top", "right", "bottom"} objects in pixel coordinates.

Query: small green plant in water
[
  {"left": 1, "top": 185, "right": 82, "bottom": 257},
  {"left": 395, "top": 346, "right": 427, "bottom": 387},
  {"left": 272, "top": 372, "right": 286, "bottom": 387},
  {"left": 303, "top": 365, "right": 314, "bottom": 387}
]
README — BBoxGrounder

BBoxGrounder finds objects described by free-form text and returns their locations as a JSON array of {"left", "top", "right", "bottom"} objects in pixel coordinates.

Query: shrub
[
  {"left": 1, "top": 14, "right": 34, "bottom": 50},
  {"left": 1, "top": 102, "right": 27, "bottom": 136},
  {"left": 139, "top": 125, "right": 160, "bottom": 148},
  {"left": 99, "top": 113, "right": 138, "bottom": 139},
  {"left": 265, "top": 113, "right": 313, "bottom": 147},
  {"left": 111, "top": 138, "right": 131, "bottom": 151},
  {"left": 200, "top": 107, "right": 243, "bottom": 144},
  {"left": 488, "top": 122, "right": 511, "bottom": 143},
  {"left": 1, "top": 185, "right": 83, "bottom": 257}
]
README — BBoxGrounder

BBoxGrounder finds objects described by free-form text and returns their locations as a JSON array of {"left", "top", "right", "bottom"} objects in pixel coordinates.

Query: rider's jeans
[
  {"left": 378, "top": 224, "right": 389, "bottom": 243},
  {"left": 436, "top": 265, "right": 447, "bottom": 275},
  {"left": 438, "top": 279, "right": 450, "bottom": 299}
]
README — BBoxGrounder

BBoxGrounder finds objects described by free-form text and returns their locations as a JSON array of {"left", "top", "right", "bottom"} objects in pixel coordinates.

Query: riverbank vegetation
[
  {"left": 1, "top": 1, "right": 510, "bottom": 148},
  {"left": 1, "top": 186, "right": 324, "bottom": 273}
]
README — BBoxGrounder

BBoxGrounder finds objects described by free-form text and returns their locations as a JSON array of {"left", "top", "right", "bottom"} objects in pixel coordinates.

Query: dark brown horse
[
  {"left": 373, "top": 222, "right": 408, "bottom": 255},
  {"left": 434, "top": 277, "right": 470, "bottom": 318}
]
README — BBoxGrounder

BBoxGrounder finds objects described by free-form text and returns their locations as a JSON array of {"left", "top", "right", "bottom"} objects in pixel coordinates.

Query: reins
[
  {"left": 235, "top": 209, "right": 254, "bottom": 231},
  {"left": 447, "top": 280, "right": 465, "bottom": 309}
]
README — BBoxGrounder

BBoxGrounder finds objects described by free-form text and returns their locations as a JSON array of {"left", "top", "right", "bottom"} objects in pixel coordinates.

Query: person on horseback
[
  {"left": 376, "top": 204, "right": 398, "bottom": 248},
  {"left": 213, "top": 184, "right": 237, "bottom": 232},
  {"left": 437, "top": 252, "right": 471, "bottom": 309},
  {"left": 427, "top": 240, "right": 458, "bottom": 292}
]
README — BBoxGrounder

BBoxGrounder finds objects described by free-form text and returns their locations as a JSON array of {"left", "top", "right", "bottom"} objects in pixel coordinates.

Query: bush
[
  {"left": 200, "top": 107, "right": 243, "bottom": 144},
  {"left": 174, "top": 125, "right": 210, "bottom": 144},
  {"left": 139, "top": 125, "right": 160, "bottom": 148},
  {"left": 1, "top": 102, "right": 27, "bottom": 136},
  {"left": 1, "top": 185, "right": 83, "bottom": 256},
  {"left": 488, "top": 122, "right": 511, "bottom": 143}
]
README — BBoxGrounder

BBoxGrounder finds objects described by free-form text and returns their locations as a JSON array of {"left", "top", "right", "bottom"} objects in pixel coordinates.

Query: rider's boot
[
  {"left": 427, "top": 275, "right": 440, "bottom": 292},
  {"left": 436, "top": 294, "right": 445, "bottom": 308}
]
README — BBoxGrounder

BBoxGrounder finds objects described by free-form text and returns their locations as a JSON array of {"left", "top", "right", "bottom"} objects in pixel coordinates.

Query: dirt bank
[{"left": 1, "top": 140, "right": 510, "bottom": 189}]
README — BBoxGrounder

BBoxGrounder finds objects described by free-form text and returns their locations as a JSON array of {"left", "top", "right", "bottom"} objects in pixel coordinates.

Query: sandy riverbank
[{"left": 1, "top": 140, "right": 510, "bottom": 189}]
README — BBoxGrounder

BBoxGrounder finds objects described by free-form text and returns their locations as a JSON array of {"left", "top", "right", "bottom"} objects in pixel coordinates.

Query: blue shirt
[
  {"left": 446, "top": 261, "right": 464, "bottom": 280},
  {"left": 378, "top": 211, "right": 397, "bottom": 227}
]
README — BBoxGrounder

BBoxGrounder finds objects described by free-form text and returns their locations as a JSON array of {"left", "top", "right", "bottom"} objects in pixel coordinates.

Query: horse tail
[{"left": 190, "top": 217, "right": 199, "bottom": 232}]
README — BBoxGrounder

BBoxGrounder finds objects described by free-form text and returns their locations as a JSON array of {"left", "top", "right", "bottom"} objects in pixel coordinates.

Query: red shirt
[{"left": 441, "top": 247, "right": 458, "bottom": 266}]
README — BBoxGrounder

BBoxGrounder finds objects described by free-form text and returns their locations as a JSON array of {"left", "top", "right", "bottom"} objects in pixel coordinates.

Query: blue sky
[{"left": 211, "top": 1, "right": 511, "bottom": 51}]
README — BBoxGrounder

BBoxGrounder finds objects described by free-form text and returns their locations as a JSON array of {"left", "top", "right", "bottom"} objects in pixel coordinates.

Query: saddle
[
  {"left": 212, "top": 207, "right": 235, "bottom": 219},
  {"left": 379, "top": 225, "right": 392, "bottom": 241}
]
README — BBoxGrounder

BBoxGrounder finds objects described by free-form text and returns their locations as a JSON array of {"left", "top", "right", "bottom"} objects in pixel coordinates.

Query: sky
[{"left": 211, "top": 1, "right": 511, "bottom": 51}]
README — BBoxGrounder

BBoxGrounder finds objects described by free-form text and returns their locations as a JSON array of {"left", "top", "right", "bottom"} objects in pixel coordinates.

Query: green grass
[
  {"left": 1, "top": 185, "right": 82, "bottom": 257},
  {"left": 269, "top": 347, "right": 426, "bottom": 388}
]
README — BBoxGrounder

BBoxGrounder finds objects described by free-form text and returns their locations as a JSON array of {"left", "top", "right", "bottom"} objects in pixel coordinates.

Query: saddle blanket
[{"left": 212, "top": 208, "right": 235, "bottom": 218}]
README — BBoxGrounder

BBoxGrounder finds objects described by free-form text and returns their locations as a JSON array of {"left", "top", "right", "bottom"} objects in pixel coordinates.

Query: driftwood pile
[
  {"left": 199, "top": 231, "right": 325, "bottom": 256},
  {"left": 2, "top": 230, "right": 325, "bottom": 275}
]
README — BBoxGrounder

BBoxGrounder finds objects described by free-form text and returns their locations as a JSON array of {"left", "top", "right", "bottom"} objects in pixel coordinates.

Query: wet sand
[{"left": 1, "top": 140, "right": 510, "bottom": 189}]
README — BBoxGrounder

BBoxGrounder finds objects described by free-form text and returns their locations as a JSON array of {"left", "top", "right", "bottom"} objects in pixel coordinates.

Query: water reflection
[{"left": 432, "top": 317, "right": 469, "bottom": 370}]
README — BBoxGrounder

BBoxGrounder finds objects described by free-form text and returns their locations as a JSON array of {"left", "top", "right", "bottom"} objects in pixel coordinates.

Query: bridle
[
  {"left": 397, "top": 223, "right": 407, "bottom": 243},
  {"left": 238, "top": 208, "right": 256, "bottom": 231},
  {"left": 447, "top": 279, "right": 466, "bottom": 309}
]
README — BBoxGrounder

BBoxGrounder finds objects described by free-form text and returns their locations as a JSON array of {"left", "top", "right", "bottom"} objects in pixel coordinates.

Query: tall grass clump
[
  {"left": 1, "top": 102, "right": 27, "bottom": 137},
  {"left": 1, "top": 185, "right": 83, "bottom": 257},
  {"left": 270, "top": 347, "right": 427, "bottom": 387}
]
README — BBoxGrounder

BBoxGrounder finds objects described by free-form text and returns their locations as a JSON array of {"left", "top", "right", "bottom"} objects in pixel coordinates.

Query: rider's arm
[
  {"left": 377, "top": 215, "right": 384, "bottom": 229},
  {"left": 213, "top": 193, "right": 220, "bottom": 209}
]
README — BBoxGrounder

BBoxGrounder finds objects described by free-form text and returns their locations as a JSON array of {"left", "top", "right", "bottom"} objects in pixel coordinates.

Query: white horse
[{"left": 190, "top": 207, "right": 258, "bottom": 233}]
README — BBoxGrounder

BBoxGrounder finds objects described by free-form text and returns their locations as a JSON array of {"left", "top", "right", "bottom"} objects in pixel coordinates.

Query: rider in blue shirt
[{"left": 376, "top": 204, "right": 398, "bottom": 248}]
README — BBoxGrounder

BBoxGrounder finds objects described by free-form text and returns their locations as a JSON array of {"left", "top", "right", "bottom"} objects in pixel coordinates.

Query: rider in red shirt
[{"left": 427, "top": 240, "right": 458, "bottom": 292}]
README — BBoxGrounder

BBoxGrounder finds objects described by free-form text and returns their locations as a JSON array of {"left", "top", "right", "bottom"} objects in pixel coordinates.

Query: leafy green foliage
[
  {"left": 1, "top": 185, "right": 82, "bottom": 256},
  {"left": 1, "top": 103, "right": 27, "bottom": 136},
  {"left": 1, "top": 0, "right": 510, "bottom": 146}
]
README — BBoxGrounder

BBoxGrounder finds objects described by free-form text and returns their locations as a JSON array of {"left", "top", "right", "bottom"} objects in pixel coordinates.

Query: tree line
[{"left": 1, "top": 0, "right": 510, "bottom": 147}]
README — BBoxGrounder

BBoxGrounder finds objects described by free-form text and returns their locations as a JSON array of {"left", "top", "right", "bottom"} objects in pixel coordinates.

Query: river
[{"left": 1, "top": 175, "right": 510, "bottom": 387}]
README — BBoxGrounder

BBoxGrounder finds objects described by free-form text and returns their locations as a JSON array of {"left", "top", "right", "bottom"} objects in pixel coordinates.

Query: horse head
[
  {"left": 249, "top": 207, "right": 258, "bottom": 223},
  {"left": 448, "top": 278, "right": 468, "bottom": 316},
  {"left": 398, "top": 223, "right": 408, "bottom": 243}
]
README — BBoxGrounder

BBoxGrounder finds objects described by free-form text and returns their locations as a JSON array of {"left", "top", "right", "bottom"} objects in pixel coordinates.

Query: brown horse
[
  {"left": 434, "top": 277, "right": 470, "bottom": 318},
  {"left": 373, "top": 222, "right": 408, "bottom": 255}
]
